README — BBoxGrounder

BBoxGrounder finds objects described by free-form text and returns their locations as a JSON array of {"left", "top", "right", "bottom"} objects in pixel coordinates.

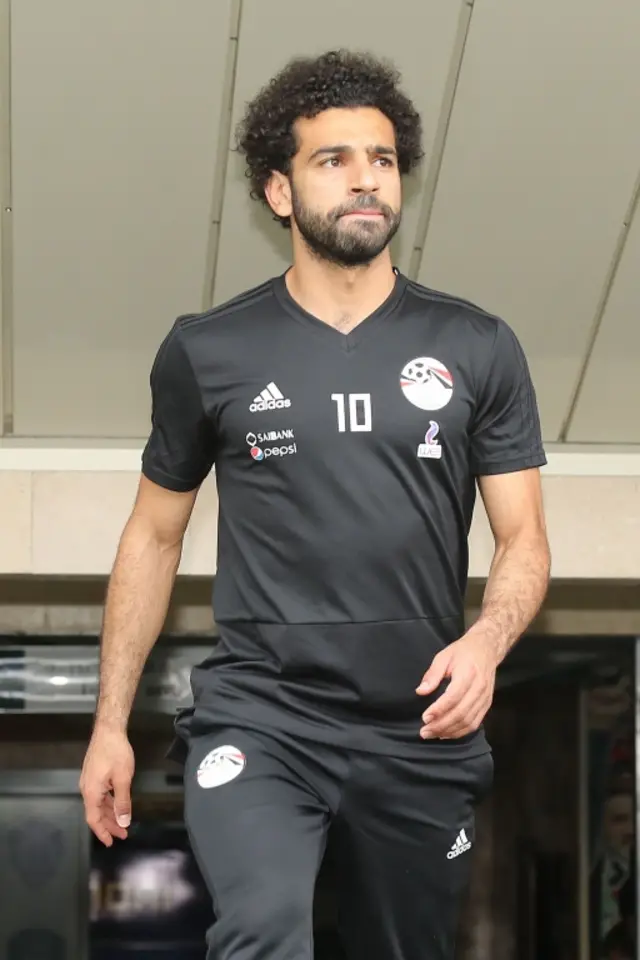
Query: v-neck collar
[{"left": 272, "top": 267, "right": 408, "bottom": 353}]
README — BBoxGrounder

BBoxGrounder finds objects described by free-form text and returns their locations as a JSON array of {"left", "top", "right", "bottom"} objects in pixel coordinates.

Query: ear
[{"left": 264, "top": 170, "right": 292, "bottom": 221}]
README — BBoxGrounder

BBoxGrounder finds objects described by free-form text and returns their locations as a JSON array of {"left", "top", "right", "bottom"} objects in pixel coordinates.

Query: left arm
[
  {"left": 469, "top": 467, "right": 551, "bottom": 662},
  {"left": 417, "top": 469, "right": 550, "bottom": 739},
  {"left": 417, "top": 316, "right": 551, "bottom": 740}
]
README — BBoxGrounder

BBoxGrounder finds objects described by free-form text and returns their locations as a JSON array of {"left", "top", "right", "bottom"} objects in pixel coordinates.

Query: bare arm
[
  {"left": 81, "top": 321, "right": 216, "bottom": 845},
  {"left": 466, "top": 466, "right": 551, "bottom": 662},
  {"left": 94, "top": 475, "right": 199, "bottom": 733},
  {"left": 417, "top": 467, "right": 551, "bottom": 739}
]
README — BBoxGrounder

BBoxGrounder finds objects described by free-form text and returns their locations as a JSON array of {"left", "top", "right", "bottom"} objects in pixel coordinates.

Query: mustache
[{"left": 331, "top": 198, "right": 394, "bottom": 220}]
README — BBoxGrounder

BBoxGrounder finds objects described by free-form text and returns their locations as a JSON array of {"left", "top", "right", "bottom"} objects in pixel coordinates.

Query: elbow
[
  {"left": 121, "top": 512, "right": 185, "bottom": 563},
  {"left": 496, "top": 527, "right": 551, "bottom": 577},
  {"left": 537, "top": 535, "right": 552, "bottom": 587},
  {"left": 533, "top": 526, "right": 552, "bottom": 574}
]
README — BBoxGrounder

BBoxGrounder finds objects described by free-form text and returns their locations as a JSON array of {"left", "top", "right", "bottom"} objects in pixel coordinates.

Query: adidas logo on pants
[{"left": 447, "top": 828, "right": 472, "bottom": 859}]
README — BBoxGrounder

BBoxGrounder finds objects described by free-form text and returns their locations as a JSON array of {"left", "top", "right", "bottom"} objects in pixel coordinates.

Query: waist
[{"left": 191, "top": 618, "right": 463, "bottom": 719}]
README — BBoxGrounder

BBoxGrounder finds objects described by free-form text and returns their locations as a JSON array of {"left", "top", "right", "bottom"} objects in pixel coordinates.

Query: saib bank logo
[{"left": 245, "top": 430, "right": 296, "bottom": 461}]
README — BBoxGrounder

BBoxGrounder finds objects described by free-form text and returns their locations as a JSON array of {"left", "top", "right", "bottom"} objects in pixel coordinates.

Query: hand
[
  {"left": 79, "top": 728, "right": 135, "bottom": 846},
  {"left": 416, "top": 633, "right": 498, "bottom": 740}
]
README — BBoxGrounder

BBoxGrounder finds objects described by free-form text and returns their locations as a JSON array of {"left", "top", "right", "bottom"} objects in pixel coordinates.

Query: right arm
[
  {"left": 80, "top": 478, "right": 198, "bottom": 846},
  {"left": 93, "top": 477, "right": 198, "bottom": 737},
  {"left": 80, "top": 322, "right": 217, "bottom": 846}
]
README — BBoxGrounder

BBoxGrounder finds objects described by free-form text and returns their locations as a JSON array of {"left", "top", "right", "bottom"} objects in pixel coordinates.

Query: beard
[{"left": 290, "top": 185, "right": 402, "bottom": 267}]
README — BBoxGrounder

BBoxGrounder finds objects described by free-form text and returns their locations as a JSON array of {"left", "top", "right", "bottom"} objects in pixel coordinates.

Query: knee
[
  {"left": 235, "top": 880, "right": 310, "bottom": 933},
  {"left": 216, "top": 881, "right": 312, "bottom": 953}
]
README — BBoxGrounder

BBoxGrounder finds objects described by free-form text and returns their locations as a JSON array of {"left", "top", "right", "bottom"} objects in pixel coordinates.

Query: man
[{"left": 80, "top": 49, "right": 551, "bottom": 959}]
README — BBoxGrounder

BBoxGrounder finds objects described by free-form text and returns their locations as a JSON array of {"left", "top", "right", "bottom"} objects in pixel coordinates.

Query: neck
[{"left": 285, "top": 241, "right": 396, "bottom": 332}]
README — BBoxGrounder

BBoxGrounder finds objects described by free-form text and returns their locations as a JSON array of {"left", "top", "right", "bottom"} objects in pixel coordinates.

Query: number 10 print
[{"left": 331, "top": 393, "right": 372, "bottom": 433}]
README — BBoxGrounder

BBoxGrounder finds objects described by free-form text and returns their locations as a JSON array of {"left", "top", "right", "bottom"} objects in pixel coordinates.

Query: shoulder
[
  {"left": 150, "top": 278, "right": 278, "bottom": 382},
  {"left": 174, "top": 277, "right": 277, "bottom": 342},
  {"left": 404, "top": 277, "right": 506, "bottom": 344}
]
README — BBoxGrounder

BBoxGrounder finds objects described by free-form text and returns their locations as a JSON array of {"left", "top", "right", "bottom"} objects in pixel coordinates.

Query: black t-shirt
[{"left": 142, "top": 270, "right": 546, "bottom": 758}]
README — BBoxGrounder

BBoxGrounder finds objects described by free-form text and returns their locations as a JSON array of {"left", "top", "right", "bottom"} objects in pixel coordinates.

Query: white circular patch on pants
[{"left": 196, "top": 745, "right": 246, "bottom": 789}]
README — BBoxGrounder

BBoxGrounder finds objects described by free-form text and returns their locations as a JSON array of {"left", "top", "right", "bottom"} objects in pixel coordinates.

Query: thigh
[
  {"left": 333, "top": 750, "right": 494, "bottom": 960},
  {"left": 184, "top": 727, "right": 331, "bottom": 960}
]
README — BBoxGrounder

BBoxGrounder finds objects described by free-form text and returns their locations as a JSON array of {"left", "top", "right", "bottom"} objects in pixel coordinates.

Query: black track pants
[{"left": 183, "top": 726, "right": 493, "bottom": 960}]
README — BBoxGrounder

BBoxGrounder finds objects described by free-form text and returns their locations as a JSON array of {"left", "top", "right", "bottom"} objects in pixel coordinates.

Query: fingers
[
  {"left": 79, "top": 732, "right": 135, "bottom": 846},
  {"left": 82, "top": 784, "right": 118, "bottom": 847},
  {"left": 102, "top": 805, "right": 130, "bottom": 842},
  {"left": 422, "top": 694, "right": 489, "bottom": 740},
  {"left": 80, "top": 768, "right": 132, "bottom": 846},
  {"left": 418, "top": 640, "right": 497, "bottom": 740},
  {"left": 421, "top": 670, "right": 473, "bottom": 732},
  {"left": 81, "top": 787, "right": 130, "bottom": 846},
  {"left": 444, "top": 704, "right": 489, "bottom": 741},
  {"left": 421, "top": 680, "right": 492, "bottom": 740},
  {"left": 416, "top": 650, "right": 451, "bottom": 695},
  {"left": 112, "top": 771, "right": 133, "bottom": 829}
]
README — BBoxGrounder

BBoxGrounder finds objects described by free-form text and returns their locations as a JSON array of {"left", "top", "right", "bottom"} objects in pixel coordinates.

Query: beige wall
[
  {"left": 1, "top": 577, "right": 639, "bottom": 638},
  {"left": 1, "top": 448, "right": 640, "bottom": 579}
]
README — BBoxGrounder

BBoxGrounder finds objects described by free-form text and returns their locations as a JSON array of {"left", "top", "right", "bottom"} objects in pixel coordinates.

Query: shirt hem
[
  {"left": 172, "top": 703, "right": 491, "bottom": 761},
  {"left": 141, "top": 460, "right": 204, "bottom": 492},
  {"left": 472, "top": 451, "right": 547, "bottom": 476}
]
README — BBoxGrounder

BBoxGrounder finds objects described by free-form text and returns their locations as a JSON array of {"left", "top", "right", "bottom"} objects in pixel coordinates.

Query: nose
[{"left": 349, "top": 156, "right": 379, "bottom": 194}]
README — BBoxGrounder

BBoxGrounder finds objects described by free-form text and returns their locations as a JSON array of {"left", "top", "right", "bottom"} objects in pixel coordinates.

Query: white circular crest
[
  {"left": 400, "top": 357, "right": 454, "bottom": 411},
  {"left": 196, "top": 745, "right": 246, "bottom": 789}
]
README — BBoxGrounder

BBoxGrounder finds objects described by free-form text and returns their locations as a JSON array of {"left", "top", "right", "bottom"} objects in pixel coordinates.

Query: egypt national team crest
[
  {"left": 197, "top": 745, "right": 246, "bottom": 789},
  {"left": 400, "top": 357, "right": 453, "bottom": 411},
  {"left": 417, "top": 421, "right": 442, "bottom": 459}
]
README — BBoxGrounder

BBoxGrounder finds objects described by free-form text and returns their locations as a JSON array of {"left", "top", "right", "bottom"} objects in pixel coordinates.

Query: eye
[
  {"left": 375, "top": 156, "right": 395, "bottom": 167},
  {"left": 321, "top": 156, "right": 342, "bottom": 168}
]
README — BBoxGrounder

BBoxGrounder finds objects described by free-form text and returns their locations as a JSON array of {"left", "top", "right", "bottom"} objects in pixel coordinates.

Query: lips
[{"left": 342, "top": 210, "right": 384, "bottom": 218}]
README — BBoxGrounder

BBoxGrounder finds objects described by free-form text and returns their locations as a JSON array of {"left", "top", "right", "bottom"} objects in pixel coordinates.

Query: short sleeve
[
  {"left": 469, "top": 318, "right": 547, "bottom": 476},
  {"left": 141, "top": 324, "right": 217, "bottom": 491}
]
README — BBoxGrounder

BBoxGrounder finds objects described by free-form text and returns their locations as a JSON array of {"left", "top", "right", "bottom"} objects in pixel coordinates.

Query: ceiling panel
[
  {"left": 11, "top": 0, "right": 233, "bottom": 437},
  {"left": 566, "top": 194, "right": 640, "bottom": 442},
  {"left": 416, "top": 0, "right": 640, "bottom": 441},
  {"left": 213, "top": 0, "right": 464, "bottom": 305}
]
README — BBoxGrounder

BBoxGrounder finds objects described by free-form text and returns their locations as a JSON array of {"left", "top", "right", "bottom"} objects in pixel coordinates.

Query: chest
[{"left": 207, "top": 341, "right": 477, "bottom": 469}]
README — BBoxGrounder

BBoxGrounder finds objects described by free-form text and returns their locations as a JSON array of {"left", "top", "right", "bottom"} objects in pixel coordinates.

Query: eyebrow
[{"left": 308, "top": 144, "right": 397, "bottom": 161}]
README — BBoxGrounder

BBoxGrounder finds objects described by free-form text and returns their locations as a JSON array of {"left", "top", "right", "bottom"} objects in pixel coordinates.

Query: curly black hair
[{"left": 235, "top": 49, "right": 424, "bottom": 228}]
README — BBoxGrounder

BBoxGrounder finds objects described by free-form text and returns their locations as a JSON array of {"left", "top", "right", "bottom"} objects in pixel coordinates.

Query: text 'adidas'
[{"left": 250, "top": 382, "right": 291, "bottom": 413}]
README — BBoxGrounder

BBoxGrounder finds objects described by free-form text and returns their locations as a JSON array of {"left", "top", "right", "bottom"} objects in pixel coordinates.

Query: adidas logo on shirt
[
  {"left": 249, "top": 382, "right": 291, "bottom": 412},
  {"left": 446, "top": 829, "right": 472, "bottom": 860}
]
